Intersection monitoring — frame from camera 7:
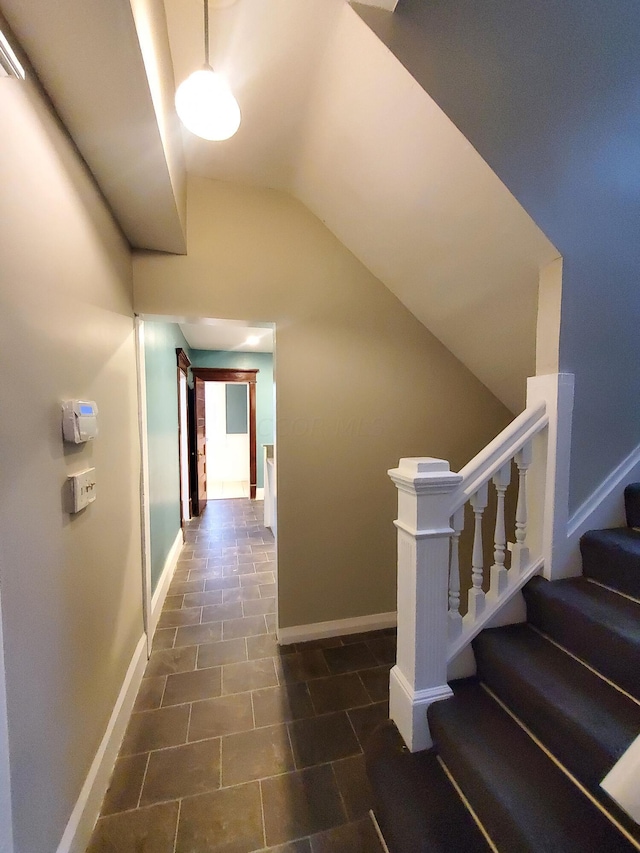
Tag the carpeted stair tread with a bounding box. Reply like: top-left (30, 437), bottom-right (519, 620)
top-left (625, 483), bottom-right (640, 529)
top-left (473, 624), bottom-right (640, 841)
top-left (580, 527), bottom-right (640, 598)
top-left (364, 720), bottom-right (491, 853)
top-left (428, 679), bottom-right (637, 852)
top-left (523, 576), bottom-right (640, 699)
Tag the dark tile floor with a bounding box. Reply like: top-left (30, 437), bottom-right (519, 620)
top-left (87, 499), bottom-right (392, 853)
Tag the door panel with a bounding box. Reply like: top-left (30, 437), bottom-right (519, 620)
top-left (194, 376), bottom-right (207, 515)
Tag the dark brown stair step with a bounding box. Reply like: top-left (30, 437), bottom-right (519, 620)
top-left (365, 720), bottom-right (491, 853)
top-left (580, 528), bottom-right (640, 599)
top-left (625, 483), bottom-right (640, 529)
top-left (428, 679), bottom-right (637, 852)
top-left (523, 576), bottom-right (640, 699)
top-left (473, 623), bottom-right (640, 842)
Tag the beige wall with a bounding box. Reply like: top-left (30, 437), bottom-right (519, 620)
top-left (0, 65), bottom-right (142, 853)
top-left (134, 176), bottom-right (512, 628)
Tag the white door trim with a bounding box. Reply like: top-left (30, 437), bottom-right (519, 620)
top-left (0, 586), bottom-right (14, 853)
top-left (134, 316), bottom-right (153, 657)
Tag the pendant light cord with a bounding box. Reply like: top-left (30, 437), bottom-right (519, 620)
top-left (204, 0), bottom-right (210, 68)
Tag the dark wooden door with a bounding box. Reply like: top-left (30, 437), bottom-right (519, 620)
top-left (194, 375), bottom-right (207, 515)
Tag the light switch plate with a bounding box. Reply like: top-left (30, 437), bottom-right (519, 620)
top-left (68, 468), bottom-right (96, 513)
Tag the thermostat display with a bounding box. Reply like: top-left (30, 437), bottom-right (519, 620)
top-left (62, 400), bottom-right (98, 444)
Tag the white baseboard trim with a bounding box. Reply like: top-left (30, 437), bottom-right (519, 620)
top-left (255, 488), bottom-right (265, 501)
top-left (56, 633), bottom-right (148, 853)
top-left (277, 611), bottom-right (396, 645)
top-left (567, 441), bottom-right (640, 539)
top-left (0, 587), bottom-right (14, 853)
top-left (150, 529), bottom-right (183, 638)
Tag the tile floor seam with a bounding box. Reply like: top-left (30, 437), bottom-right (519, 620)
top-left (131, 752), bottom-right (151, 812)
top-left (213, 758), bottom-right (347, 791)
top-left (258, 778), bottom-right (267, 849)
top-left (307, 682), bottom-right (320, 716)
top-left (158, 676), bottom-right (169, 707)
top-left (329, 761), bottom-right (350, 828)
top-left (250, 688), bottom-right (257, 729)
top-left (345, 707), bottom-right (365, 754)
top-left (171, 798), bottom-right (182, 853)
top-left (285, 721), bottom-right (299, 773)
top-left (186, 701), bottom-right (193, 746)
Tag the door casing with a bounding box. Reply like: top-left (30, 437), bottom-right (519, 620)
top-left (191, 368), bottom-right (259, 501)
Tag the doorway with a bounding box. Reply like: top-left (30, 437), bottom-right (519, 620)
top-left (191, 368), bottom-right (259, 511)
top-left (205, 381), bottom-right (250, 499)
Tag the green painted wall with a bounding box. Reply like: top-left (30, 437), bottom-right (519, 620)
top-left (144, 322), bottom-right (191, 592)
top-left (189, 350), bottom-right (274, 489)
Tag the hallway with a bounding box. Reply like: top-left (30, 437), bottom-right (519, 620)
top-left (87, 499), bottom-right (392, 852)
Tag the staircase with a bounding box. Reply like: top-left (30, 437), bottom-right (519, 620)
top-left (366, 485), bottom-right (640, 852)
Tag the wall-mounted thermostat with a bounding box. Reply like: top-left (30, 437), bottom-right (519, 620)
top-left (62, 400), bottom-right (98, 444)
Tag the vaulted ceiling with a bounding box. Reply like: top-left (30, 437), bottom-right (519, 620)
top-left (1, 0), bottom-right (558, 411)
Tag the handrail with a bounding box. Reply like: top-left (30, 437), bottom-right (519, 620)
top-left (450, 403), bottom-right (548, 514)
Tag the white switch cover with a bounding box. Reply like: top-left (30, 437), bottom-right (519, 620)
top-left (69, 468), bottom-right (96, 513)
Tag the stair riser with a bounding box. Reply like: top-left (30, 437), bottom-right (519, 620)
top-left (580, 529), bottom-right (640, 599)
top-left (365, 720), bottom-right (490, 853)
top-left (428, 681), bottom-right (635, 853)
top-left (473, 626), bottom-right (640, 840)
top-left (522, 579), bottom-right (640, 699)
top-left (625, 484), bottom-right (640, 529)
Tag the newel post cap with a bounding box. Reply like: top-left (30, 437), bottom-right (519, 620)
top-left (388, 457), bottom-right (462, 495)
top-left (397, 458), bottom-right (450, 476)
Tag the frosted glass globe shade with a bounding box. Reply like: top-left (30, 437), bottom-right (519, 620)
top-left (175, 68), bottom-right (241, 141)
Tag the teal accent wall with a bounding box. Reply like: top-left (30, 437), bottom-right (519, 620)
top-left (144, 322), bottom-right (191, 592)
top-left (225, 383), bottom-right (248, 434)
top-left (189, 350), bottom-right (274, 489)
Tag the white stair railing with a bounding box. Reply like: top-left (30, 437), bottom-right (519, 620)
top-left (387, 373), bottom-right (575, 752)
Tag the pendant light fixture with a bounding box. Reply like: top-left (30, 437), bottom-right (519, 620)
top-left (175, 0), bottom-right (241, 141)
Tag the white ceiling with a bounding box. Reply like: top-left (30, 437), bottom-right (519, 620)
top-left (4, 0), bottom-right (559, 411)
top-left (1, 0), bottom-right (187, 253)
top-left (164, 0), bottom-right (343, 189)
top-left (179, 321), bottom-right (274, 352)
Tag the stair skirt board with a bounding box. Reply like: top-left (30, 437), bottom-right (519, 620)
top-left (567, 442), bottom-right (640, 542)
top-left (277, 611), bottom-right (396, 645)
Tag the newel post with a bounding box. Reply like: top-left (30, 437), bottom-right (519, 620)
top-left (388, 458), bottom-right (463, 752)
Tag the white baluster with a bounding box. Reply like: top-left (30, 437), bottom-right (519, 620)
top-left (448, 506), bottom-right (464, 639)
top-left (467, 483), bottom-right (488, 620)
top-left (511, 441), bottom-right (532, 572)
top-left (490, 462), bottom-right (512, 595)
